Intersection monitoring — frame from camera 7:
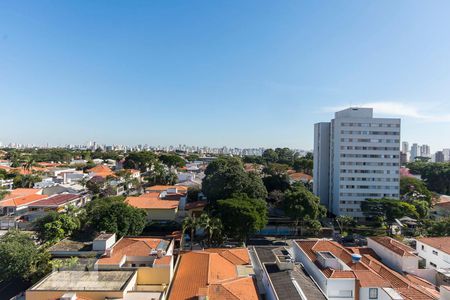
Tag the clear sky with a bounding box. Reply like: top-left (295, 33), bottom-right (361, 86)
top-left (1, 1), bottom-right (450, 151)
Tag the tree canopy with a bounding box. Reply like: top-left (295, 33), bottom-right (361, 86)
top-left (0, 230), bottom-right (50, 282)
top-left (216, 194), bottom-right (268, 243)
top-left (85, 196), bottom-right (147, 237)
top-left (159, 153), bottom-right (186, 168)
top-left (34, 211), bottom-right (81, 243)
top-left (283, 184), bottom-right (325, 225)
top-left (123, 151), bottom-right (157, 172)
top-left (407, 162), bottom-right (450, 195)
top-left (400, 177), bottom-right (433, 204)
top-left (361, 198), bottom-right (419, 222)
top-left (202, 156), bottom-right (267, 203)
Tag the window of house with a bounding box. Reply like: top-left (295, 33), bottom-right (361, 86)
top-left (139, 264), bottom-right (146, 267)
top-left (430, 262), bottom-right (437, 268)
top-left (421, 245), bottom-right (425, 251)
top-left (433, 250), bottom-right (438, 255)
top-left (131, 263), bottom-right (136, 267)
top-left (369, 288), bottom-right (378, 299)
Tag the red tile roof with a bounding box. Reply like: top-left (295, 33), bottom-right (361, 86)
top-left (289, 172), bottom-right (313, 181)
top-left (0, 189), bottom-right (48, 208)
top-left (28, 194), bottom-right (80, 208)
top-left (296, 239), bottom-right (438, 299)
top-left (168, 248), bottom-right (258, 300)
top-left (416, 237), bottom-right (450, 255)
top-left (125, 194), bottom-right (179, 210)
top-left (88, 165), bottom-right (114, 178)
top-left (97, 237), bottom-right (166, 265)
top-left (369, 236), bottom-right (416, 257)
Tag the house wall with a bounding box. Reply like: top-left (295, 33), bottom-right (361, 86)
top-left (326, 279), bottom-right (355, 300)
top-left (25, 290), bottom-right (124, 300)
top-left (147, 208), bottom-right (178, 221)
top-left (361, 287), bottom-right (402, 300)
top-left (368, 239), bottom-right (419, 273)
top-left (137, 267), bottom-right (171, 285)
top-left (291, 242), bottom-right (328, 293)
top-left (416, 240), bottom-right (450, 269)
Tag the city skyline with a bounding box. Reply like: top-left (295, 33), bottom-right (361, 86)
top-left (2, 1), bottom-right (450, 149)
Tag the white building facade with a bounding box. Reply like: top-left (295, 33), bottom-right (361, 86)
top-left (313, 107), bottom-right (401, 218)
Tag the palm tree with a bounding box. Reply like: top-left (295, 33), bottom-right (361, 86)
top-left (199, 213), bottom-right (223, 247)
top-left (182, 216), bottom-right (198, 250)
top-left (24, 157), bottom-right (35, 172)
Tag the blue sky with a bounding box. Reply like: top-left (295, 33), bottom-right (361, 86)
top-left (1, 1), bottom-right (450, 151)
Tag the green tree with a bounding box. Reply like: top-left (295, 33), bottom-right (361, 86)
top-left (198, 213), bottom-right (223, 247)
top-left (145, 162), bottom-right (177, 185)
top-left (123, 151), bottom-right (157, 172)
top-left (400, 177), bottom-right (433, 204)
top-left (293, 158), bottom-right (313, 175)
top-left (202, 156), bottom-right (267, 203)
top-left (262, 149), bottom-right (278, 164)
top-left (13, 174), bottom-right (42, 188)
top-left (283, 184), bottom-right (325, 234)
top-left (216, 194), bottom-right (268, 243)
top-left (407, 162), bottom-right (450, 195)
top-left (274, 148), bottom-right (295, 165)
top-left (181, 216), bottom-right (198, 250)
top-left (34, 211), bottom-right (81, 243)
top-left (361, 198), bottom-right (419, 222)
top-left (0, 230), bottom-right (50, 282)
top-left (86, 197), bottom-right (147, 237)
top-left (186, 154), bottom-right (200, 162)
top-left (336, 215), bottom-right (356, 233)
top-left (159, 153), bottom-right (186, 168)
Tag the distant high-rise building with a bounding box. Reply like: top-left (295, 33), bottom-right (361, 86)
top-left (402, 141), bottom-right (409, 154)
top-left (400, 152), bottom-right (408, 165)
top-left (410, 143), bottom-right (419, 161)
top-left (420, 144), bottom-right (431, 158)
top-left (443, 149), bottom-right (450, 162)
top-left (435, 151), bottom-right (445, 163)
top-left (313, 107), bottom-right (401, 219)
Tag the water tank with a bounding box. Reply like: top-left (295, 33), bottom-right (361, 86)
top-left (351, 253), bottom-right (362, 263)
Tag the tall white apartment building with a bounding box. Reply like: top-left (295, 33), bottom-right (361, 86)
top-left (313, 107), bottom-right (401, 218)
top-left (411, 143), bottom-right (419, 161)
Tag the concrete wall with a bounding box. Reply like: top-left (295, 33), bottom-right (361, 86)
top-left (416, 240), bottom-right (450, 269)
top-left (26, 290), bottom-right (125, 300)
top-left (291, 242), bottom-right (328, 294)
top-left (137, 267), bottom-right (171, 285)
top-left (368, 239), bottom-right (419, 273)
top-left (147, 208), bottom-right (178, 221)
top-left (327, 279), bottom-right (355, 300)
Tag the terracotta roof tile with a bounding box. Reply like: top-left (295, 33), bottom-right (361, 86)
top-left (370, 236), bottom-right (416, 257)
top-left (417, 237), bottom-right (450, 255)
top-left (125, 195), bottom-right (179, 210)
top-left (28, 194), bottom-right (80, 208)
top-left (169, 248), bottom-right (257, 300)
top-left (97, 237), bottom-right (166, 265)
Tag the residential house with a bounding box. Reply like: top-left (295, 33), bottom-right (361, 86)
top-left (416, 237), bottom-right (450, 269)
top-left (367, 237), bottom-right (420, 273)
top-left (28, 193), bottom-right (90, 212)
top-left (95, 235), bottom-right (175, 295)
top-left (0, 188), bottom-right (47, 216)
top-left (250, 246), bottom-right (326, 300)
top-left (168, 248), bottom-right (259, 300)
top-left (26, 270), bottom-right (146, 300)
top-left (292, 239), bottom-right (440, 300)
top-left (87, 165), bottom-right (115, 178)
top-left (126, 193), bottom-right (179, 221)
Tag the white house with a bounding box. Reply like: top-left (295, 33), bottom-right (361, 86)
top-left (292, 239), bottom-right (439, 300)
top-left (367, 237), bottom-right (420, 273)
top-left (416, 237), bottom-right (450, 270)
